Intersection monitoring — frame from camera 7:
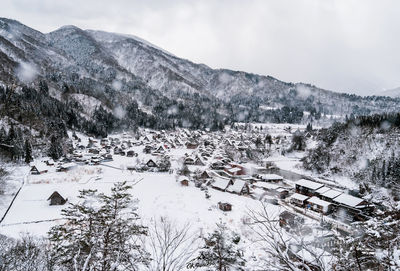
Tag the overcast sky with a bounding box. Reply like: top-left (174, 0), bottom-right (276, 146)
top-left (2, 0), bottom-right (400, 95)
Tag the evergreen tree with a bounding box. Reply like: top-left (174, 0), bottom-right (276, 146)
top-left (24, 139), bottom-right (33, 164)
top-left (188, 223), bottom-right (245, 271)
top-left (48, 135), bottom-right (63, 160)
top-left (48, 182), bottom-right (150, 271)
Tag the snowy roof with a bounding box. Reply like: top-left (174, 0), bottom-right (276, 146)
top-left (227, 179), bottom-right (247, 193)
top-left (289, 193), bottom-right (309, 202)
top-left (333, 194), bottom-right (366, 208)
top-left (321, 189), bottom-right (343, 199)
top-left (211, 177), bottom-right (231, 190)
top-left (315, 186), bottom-right (331, 195)
top-left (307, 196), bottom-right (332, 208)
top-left (178, 176), bottom-right (189, 182)
top-left (260, 174), bottom-right (283, 180)
top-left (59, 162), bottom-right (77, 169)
top-left (31, 163), bottom-right (48, 172)
top-left (227, 167), bottom-right (242, 173)
top-left (295, 179), bottom-right (324, 190)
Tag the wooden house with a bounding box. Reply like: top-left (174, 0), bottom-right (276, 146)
top-left (218, 202), bottom-right (232, 212)
top-left (295, 179), bottom-right (324, 196)
top-left (288, 193), bottom-right (309, 207)
top-left (146, 159), bottom-right (158, 168)
top-left (179, 176), bottom-right (189, 186)
top-left (258, 174), bottom-right (283, 182)
top-left (226, 179), bottom-right (250, 195)
top-left (126, 150), bottom-right (135, 157)
top-left (48, 191), bottom-right (67, 206)
top-left (210, 177), bottom-right (233, 192)
top-left (306, 196), bottom-right (332, 214)
top-left (30, 164), bottom-right (48, 175)
top-left (184, 157), bottom-right (195, 165)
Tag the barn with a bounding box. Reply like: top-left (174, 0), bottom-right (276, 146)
top-left (47, 191), bottom-right (67, 206)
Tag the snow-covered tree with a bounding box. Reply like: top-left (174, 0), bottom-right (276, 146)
top-left (188, 222), bottom-right (245, 271)
top-left (48, 182), bottom-right (150, 271)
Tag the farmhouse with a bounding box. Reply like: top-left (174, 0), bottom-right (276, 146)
top-left (319, 189), bottom-right (343, 202)
top-left (226, 179), bottom-right (250, 195)
top-left (258, 174), bottom-right (283, 182)
top-left (30, 163), bottom-right (48, 175)
top-left (288, 193), bottom-right (309, 207)
top-left (210, 177), bottom-right (233, 191)
top-left (218, 202), bottom-right (232, 212)
top-left (295, 179), bottom-right (324, 196)
top-left (306, 196), bottom-right (332, 214)
top-left (146, 159), bottom-right (158, 168)
top-left (179, 176), bottom-right (189, 186)
top-left (47, 191), bottom-right (67, 206)
top-left (56, 162), bottom-right (77, 172)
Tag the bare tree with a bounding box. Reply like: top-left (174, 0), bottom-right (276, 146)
top-left (0, 234), bottom-right (48, 271)
top-left (145, 217), bottom-right (199, 271)
top-left (246, 203), bottom-right (333, 271)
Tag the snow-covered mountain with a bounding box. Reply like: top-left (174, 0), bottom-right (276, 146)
top-left (1, 17), bottom-right (400, 135)
top-left (381, 87), bottom-right (400, 98)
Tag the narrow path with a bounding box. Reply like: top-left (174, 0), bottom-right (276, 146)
top-left (0, 173), bottom-right (27, 225)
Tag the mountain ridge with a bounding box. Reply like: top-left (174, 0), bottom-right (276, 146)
top-left (0, 17), bottom-right (399, 137)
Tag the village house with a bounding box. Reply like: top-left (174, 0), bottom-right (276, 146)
top-left (306, 196), bottom-right (332, 214)
top-left (218, 202), bottom-right (232, 212)
top-left (30, 163), bottom-right (48, 175)
top-left (295, 179), bottom-right (325, 197)
top-left (226, 179), bottom-right (250, 195)
top-left (48, 191), bottom-right (67, 206)
top-left (184, 157), bottom-right (195, 165)
top-left (258, 174), bottom-right (283, 182)
top-left (210, 176), bottom-right (233, 192)
top-left (288, 193), bottom-right (309, 207)
top-left (179, 176), bottom-right (189, 186)
top-left (146, 159), bottom-right (158, 168)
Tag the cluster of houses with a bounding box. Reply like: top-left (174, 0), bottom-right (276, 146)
top-left (288, 179), bottom-right (374, 222)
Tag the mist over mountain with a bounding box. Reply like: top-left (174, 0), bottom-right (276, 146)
top-left (0, 17), bottom-right (400, 137)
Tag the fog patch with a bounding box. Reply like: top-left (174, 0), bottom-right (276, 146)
top-left (112, 80), bottom-right (122, 91)
top-left (296, 85), bottom-right (312, 99)
top-left (16, 62), bottom-right (37, 83)
top-left (218, 72), bottom-right (233, 84)
top-left (167, 105), bottom-right (178, 115)
top-left (113, 106), bottom-right (126, 119)
top-left (380, 120), bottom-right (391, 131)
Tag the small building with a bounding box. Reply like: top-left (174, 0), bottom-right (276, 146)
top-left (146, 159), bottom-right (158, 168)
top-left (288, 193), bottom-right (309, 207)
top-left (45, 159), bottom-right (55, 166)
top-left (210, 177), bottom-right (233, 192)
top-left (306, 196), bottom-right (332, 214)
top-left (218, 202), bottom-right (232, 212)
top-left (199, 170), bottom-right (212, 180)
top-left (126, 150), bottom-right (135, 157)
top-left (226, 179), bottom-right (250, 195)
top-left (194, 157), bottom-right (205, 166)
top-left (319, 189), bottom-right (343, 202)
top-left (186, 142), bottom-right (199, 149)
top-left (275, 187), bottom-right (289, 199)
top-left (48, 191), bottom-right (67, 206)
top-left (56, 162), bottom-right (77, 172)
top-left (184, 157), bottom-right (195, 165)
top-left (30, 163), bottom-right (48, 175)
top-left (295, 179), bottom-right (324, 196)
top-left (179, 176), bottom-right (189, 186)
top-left (258, 174), bottom-right (283, 182)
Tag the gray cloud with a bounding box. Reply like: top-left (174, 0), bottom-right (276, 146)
top-left (1, 0), bottom-right (400, 95)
